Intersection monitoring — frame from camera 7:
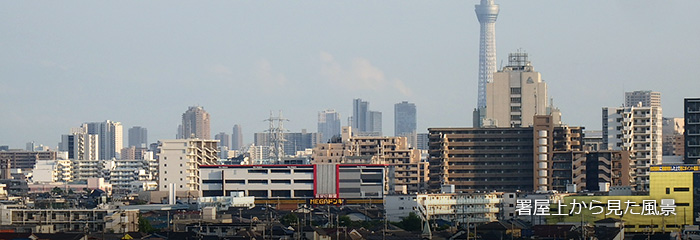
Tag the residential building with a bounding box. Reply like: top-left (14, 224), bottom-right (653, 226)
top-left (318, 109), bottom-right (341, 144)
top-left (59, 126), bottom-right (99, 161)
top-left (428, 127), bottom-right (534, 192)
top-left (603, 104), bottom-right (662, 191)
top-left (109, 158), bottom-right (157, 195)
top-left (312, 126), bottom-right (427, 193)
top-left (483, 52), bottom-right (550, 128)
top-left (386, 193), bottom-right (501, 224)
top-left (0, 151), bottom-right (57, 172)
top-left (662, 117), bottom-right (684, 156)
top-left (180, 106), bottom-right (211, 139)
top-left (625, 90), bottom-right (661, 108)
top-left (127, 126), bottom-right (148, 148)
top-left (120, 146), bottom-right (147, 160)
top-left (685, 98), bottom-right (700, 164)
top-left (0, 208), bottom-right (139, 233)
top-left (85, 120), bottom-right (123, 160)
top-left (157, 139), bottom-right (218, 197)
top-left (231, 124), bottom-right (243, 151)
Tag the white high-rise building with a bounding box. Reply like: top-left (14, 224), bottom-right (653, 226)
top-left (85, 120), bottom-right (123, 160)
top-left (603, 105), bottom-right (662, 191)
top-left (157, 139), bottom-right (218, 197)
top-left (59, 126), bottom-right (99, 161)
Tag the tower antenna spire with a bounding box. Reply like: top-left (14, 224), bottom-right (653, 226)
top-left (475, 0), bottom-right (500, 110)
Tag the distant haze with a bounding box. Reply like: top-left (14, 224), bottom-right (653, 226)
top-left (2, 1), bottom-right (699, 148)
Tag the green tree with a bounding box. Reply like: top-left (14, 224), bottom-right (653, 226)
top-left (51, 187), bottom-right (64, 196)
top-left (339, 215), bottom-right (352, 227)
top-left (397, 212), bottom-right (422, 232)
top-left (281, 213), bottom-right (299, 226)
top-left (138, 216), bottom-right (156, 233)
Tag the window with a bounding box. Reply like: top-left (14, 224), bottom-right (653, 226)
top-left (225, 180), bottom-right (245, 184)
top-left (674, 187), bottom-right (690, 192)
top-left (510, 88), bottom-right (521, 94)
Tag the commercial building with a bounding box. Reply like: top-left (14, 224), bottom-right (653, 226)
top-left (318, 109), bottom-right (341, 144)
top-left (157, 138), bottom-right (218, 197)
top-left (180, 106), bottom-right (211, 139)
top-left (231, 124), bottom-right (243, 151)
top-left (394, 101), bottom-right (417, 137)
top-left (199, 164), bottom-right (391, 199)
top-left (603, 104), bottom-right (663, 191)
top-left (127, 126), bottom-right (148, 148)
top-left (685, 98), bottom-right (700, 164)
top-left (352, 99), bottom-right (382, 136)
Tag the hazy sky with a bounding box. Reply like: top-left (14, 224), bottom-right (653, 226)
top-left (2, 1), bottom-right (700, 149)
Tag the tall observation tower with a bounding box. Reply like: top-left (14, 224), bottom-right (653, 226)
top-left (475, 0), bottom-right (499, 109)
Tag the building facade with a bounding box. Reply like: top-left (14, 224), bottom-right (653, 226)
top-left (127, 126), bottom-right (148, 148)
top-left (603, 105), bottom-right (663, 191)
top-left (231, 124), bottom-right (243, 151)
top-left (625, 90), bottom-right (661, 108)
top-left (313, 127), bottom-right (427, 193)
top-left (484, 52), bottom-right (549, 128)
top-left (180, 106), bottom-right (211, 140)
top-left (428, 127), bottom-right (534, 192)
top-left (318, 109), bottom-right (341, 144)
top-left (85, 120), bottom-right (123, 160)
top-left (199, 164), bottom-right (391, 199)
top-left (214, 132), bottom-right (230, 149)
top-left (686, 98), bottom-right (700, 164)
top-left (157, 139), bottom-right (218, 197)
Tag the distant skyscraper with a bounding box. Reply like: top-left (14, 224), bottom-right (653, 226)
top-left (181, 106), bottom-right (211, 139)
top-left (484, 52), bottom-right (551, 127)
top-left (231, 124), bottom-right (243, 151)
top-left (352, 98), bottom-right (382, 136)
top-left (352, 99), bottom-right (369, 132)
top-left (215, 132), bottom-right (230, 149)
top-left (85, 120), bottom-right (123, 160)
top-left (369, 111), bottom-right (382, 136)
top-left (475, 0), bottom-right (499, 109)
top-left (128, 126), bottom-right (148, 148)
top-left (625, 90), bottom-right (661, 108)
top-left (394, 101), bottom-right (417, 137)
top-left (318, 109), bottom-right (341, 143)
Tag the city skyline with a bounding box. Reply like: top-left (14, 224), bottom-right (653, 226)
top-left (2, 1), bottom-right (700, 148)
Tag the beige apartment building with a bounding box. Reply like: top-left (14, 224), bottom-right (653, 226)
top-left (484, 52), bottom-right (552, 128)
top-left (157, 138), bottom-right (218, 197)
top-left (312, 126), bottom-right (427, 193)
